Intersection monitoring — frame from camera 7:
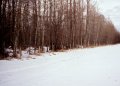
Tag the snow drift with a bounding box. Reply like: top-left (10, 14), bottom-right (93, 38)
top-left (0, 44), bottom-right (120, 86)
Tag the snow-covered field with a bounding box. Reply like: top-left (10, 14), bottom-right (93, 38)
top-left (0, 44), bottom-right (120, 86)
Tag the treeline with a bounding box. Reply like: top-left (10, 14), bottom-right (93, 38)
top-left (0, 0), bottom-right (120, 57)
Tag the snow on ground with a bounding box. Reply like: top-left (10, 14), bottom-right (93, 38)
top-left (0, 44), bottom-right (120, 86)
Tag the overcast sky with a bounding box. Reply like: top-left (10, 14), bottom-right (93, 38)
top-left (94, 0), bottom-right (120, 31)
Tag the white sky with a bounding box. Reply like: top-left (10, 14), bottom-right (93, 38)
top-left (94, 0), bottom-right (120, 31)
